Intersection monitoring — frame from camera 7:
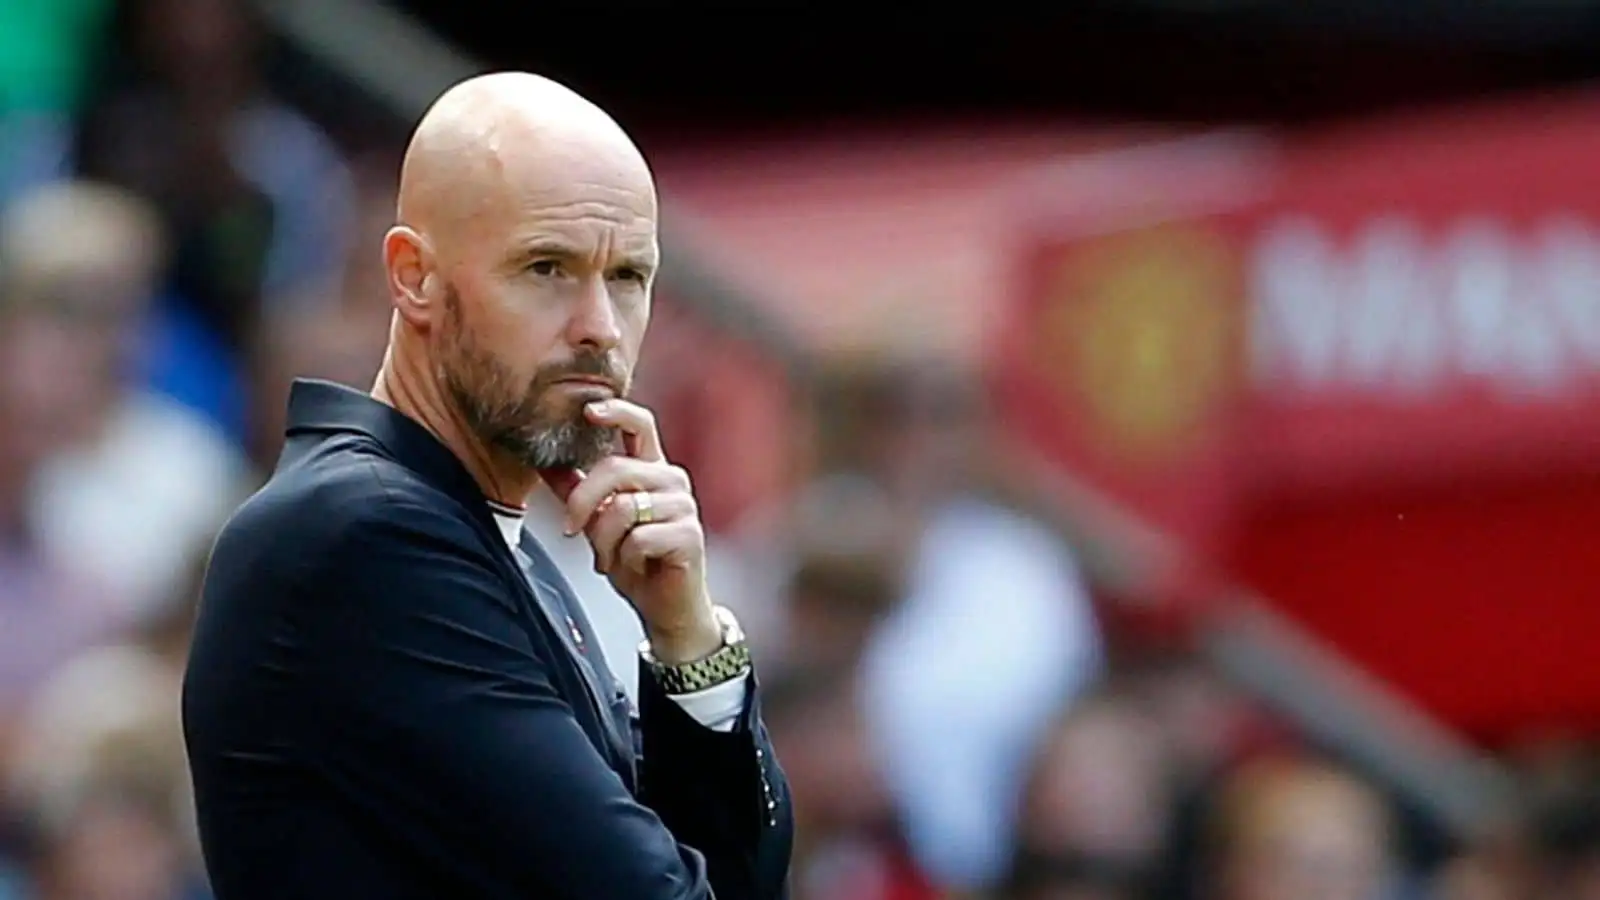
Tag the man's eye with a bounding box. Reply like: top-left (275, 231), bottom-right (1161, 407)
top-left (529, 260), bottom-right (561, 276)
top-left (612, 267), bottom-right (646, 283)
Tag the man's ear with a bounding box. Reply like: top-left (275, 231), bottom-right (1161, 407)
top-left (384, 225), bottom-right (437, 330)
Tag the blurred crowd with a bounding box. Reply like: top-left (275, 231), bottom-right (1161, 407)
top-left (1, 2), bottom-right (1598, 900)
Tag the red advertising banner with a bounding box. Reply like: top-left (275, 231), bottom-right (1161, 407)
top-left (998, 222), bottom-right (1246, 560)
top-left (1235, 100), bottom-right (1600, 495)
top-left (998, 98), bottom-right (1600, 740)
top-left (1229, 99), bottom-right (1600, 741)
top-left (990, 139), bottom-right (1269, 576)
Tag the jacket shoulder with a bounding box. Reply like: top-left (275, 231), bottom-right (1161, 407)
top-left (210, 435), bottom-right (485, 582)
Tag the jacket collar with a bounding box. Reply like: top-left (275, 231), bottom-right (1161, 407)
top-left (283, 378), bottom-right (490, 512)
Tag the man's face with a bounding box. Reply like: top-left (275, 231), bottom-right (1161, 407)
top-left (432, 169), bottom-right (657, 471)
top-left (439, 282), bottom-right (627, 470)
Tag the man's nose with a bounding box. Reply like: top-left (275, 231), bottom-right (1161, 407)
top-left (566, 277), bottom-right (622, 352)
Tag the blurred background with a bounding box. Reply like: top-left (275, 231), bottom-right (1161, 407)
top-left (3, 2), bottom-right (1600, 899)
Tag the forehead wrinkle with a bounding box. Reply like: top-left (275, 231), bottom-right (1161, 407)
top-left (503, 154), bottom-right (656, 208)
top-left (512, 200), bottom-right (652, 230)
top-left (509, 195), bottom-right (656, 257)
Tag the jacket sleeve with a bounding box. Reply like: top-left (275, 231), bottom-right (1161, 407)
top-left (638, 667), bottom-right (795, 900)
top-left (304, 492), bottom-right (780, 899)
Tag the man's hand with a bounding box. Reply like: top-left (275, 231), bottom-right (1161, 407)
top-left (539, 400), bottom-right (722, 664)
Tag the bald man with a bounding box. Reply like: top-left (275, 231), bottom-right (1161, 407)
top-left (182, 73), bottom-right (794, 900)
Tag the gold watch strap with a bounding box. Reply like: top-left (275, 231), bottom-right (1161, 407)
top-left (641, 605), bottom-right (752, 695)
top-left (652, 642), bottom-right (752, 694)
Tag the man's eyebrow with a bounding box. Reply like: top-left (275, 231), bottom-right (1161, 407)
top-left (506, 239), bottom-right (658, 275)
top-left (508, 238), bottom-right (582, 264)
top-left (620, 252), bottom-right (659, 276)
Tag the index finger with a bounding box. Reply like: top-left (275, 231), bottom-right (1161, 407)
top-left (583, 400), bottom-right (664, 461)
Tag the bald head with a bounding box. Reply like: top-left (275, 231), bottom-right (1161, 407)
top-left (397, 72), bottom-right (655, 259)
top-left (381, 72), bottom-right (661, 475)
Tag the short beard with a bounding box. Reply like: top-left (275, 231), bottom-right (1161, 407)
top-left (438, 288), bottom-right (622, 471)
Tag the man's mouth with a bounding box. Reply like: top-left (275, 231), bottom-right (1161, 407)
top-left (551, 376), bottom-right (619, 396)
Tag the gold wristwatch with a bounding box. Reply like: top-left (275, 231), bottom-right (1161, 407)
top-left (640, 605), bottom-right (752, 695)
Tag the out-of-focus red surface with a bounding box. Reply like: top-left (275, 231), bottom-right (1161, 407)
top-left (655, 122), bottom-right (1155, 364)
top-left (994, 92), bottom-right (1600, 743)
top-left (1227, 472), bottom-right (1600, 742)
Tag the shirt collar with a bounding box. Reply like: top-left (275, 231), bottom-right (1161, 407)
top-left (487, 500), bottom-right (526, 548)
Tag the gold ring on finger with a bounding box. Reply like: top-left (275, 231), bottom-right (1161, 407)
top-left (632, 491), bottom-right (655, 525)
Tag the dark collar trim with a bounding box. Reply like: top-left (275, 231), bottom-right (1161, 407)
top-left (487, 499), bottom-right (527, 517)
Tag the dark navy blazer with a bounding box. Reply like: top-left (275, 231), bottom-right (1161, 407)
top-left (182, 379), bottom-right (793, 899)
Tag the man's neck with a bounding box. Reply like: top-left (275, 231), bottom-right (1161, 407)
top-left (370, 357), bottom-right (536, 508)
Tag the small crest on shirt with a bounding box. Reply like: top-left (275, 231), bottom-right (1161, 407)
top-left (566, 616), bottom-right (586, 653)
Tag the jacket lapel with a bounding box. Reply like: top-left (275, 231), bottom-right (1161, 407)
top-left (513, 537), bottom-right (637, 786)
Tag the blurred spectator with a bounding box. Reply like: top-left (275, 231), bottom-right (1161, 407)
top-left (0, 317), bottom-right (127, 736)
top-left (0, 190), bottom-right (144, 754)
top-left (1118, 651), bottom-right (1289, 900)
top-left (1431, 819), bottom-right (1531, 900)
top-left (764, 666), bottom-right (933, 900)
top-left (1000, 852), bottom-right (1146, 900)
top-left (75, 0), bottom-right (354, 443)
top-left (1527, 778), bottom-right (1600, 900)
top-left (1003, 688), bottom-right (1175, 900)
top-left (1199, 756), bottom-right (1399, 900)
top-left (749, 472), bottom-right (906, 674)
top-left (0, 180), bottom-right (254, 623)
top-left (1126, 652), bottom-right (1263, 788)
top-left (249, 152), bottom-right (397, 464)
top-left (780, 511), bottom-right (905, 674)
top-left (1429, 744), bottom-right (1600, 900)
top-left (4, 645), bottom-right (203, 900)
top-left (827, 354), bottom-right (1104, 890)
